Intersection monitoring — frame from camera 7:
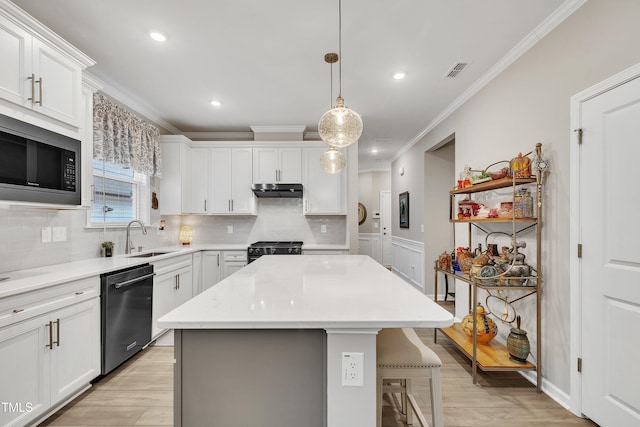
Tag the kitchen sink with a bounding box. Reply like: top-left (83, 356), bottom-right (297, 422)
top-left (129, 251), bottom-right (172, 258)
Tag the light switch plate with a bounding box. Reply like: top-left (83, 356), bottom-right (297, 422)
top-left (321, 224), bottom-right (327, 233)
top-left (41, 227), bottom-right (52, 243)
top-left (227, 225), bottom-right (233, 234)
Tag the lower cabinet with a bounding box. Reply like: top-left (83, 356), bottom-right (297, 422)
top-left (152, 255), bottom-right (193, 339)
top-left (0, 296), bottom-right (100, 427)
top-left (201, 251), bottom-right (222, 293)
top-left (222, 251), bottom-right (247, 279)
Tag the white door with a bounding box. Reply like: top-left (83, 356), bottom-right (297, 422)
top-left (580, 75), bottom-right (640, 426)
top-left (201, 251), bottom-right (221, 292)
top-left (380, 191), bottom-right (392, 267)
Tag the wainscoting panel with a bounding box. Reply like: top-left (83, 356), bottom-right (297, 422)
top-left (358, 233), bottom-right (381, 264)
top-left (391, 237), bottom-right (424, 291)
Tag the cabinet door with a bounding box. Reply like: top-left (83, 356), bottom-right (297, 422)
top-left (303, 147), bottom-right (345, 214)
top-left (222, 261), bottom-right (246, 279)
top-left (279, 147), bottom-right (302, 183)
top-left (201, 251), bottom-right (222, 292)
top-left (192, 252), bottom-right (202, 296)
top-left (32, 39), bottom-right (82, 127)
top-left (253, 147), bottom-right (278, 183)
top-left (230, 148), bottom-right (255, 214)
top-left (0, 15), bottom-right (32, 106)
top-left (160, 143), bottom-right (190, 215)
top-left (152, 272), bottom-right (177, 339)
top-left (50, 298), bottom-right (100, 405)
top-left (188, 148), bottom-right (210, 213)
top-left (175, 266), bottom-right (193, 308)
top-left (0, 315), bottom-right (50, 427)
top-left (210, 148), bottom-right (232, 213)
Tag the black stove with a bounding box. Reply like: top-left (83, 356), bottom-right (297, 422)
top-left (247, 241), bottom-right (303, 263)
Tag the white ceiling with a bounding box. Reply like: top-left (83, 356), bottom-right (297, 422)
top-left (13, 0), bottom-right (567, 171)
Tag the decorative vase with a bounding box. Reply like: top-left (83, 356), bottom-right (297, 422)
top-left (507, 315), bottom-right (530, 363)
top-left (461, 303), bottom-right (497, 344)
top-left (104, 248), bottom-right (112, 257)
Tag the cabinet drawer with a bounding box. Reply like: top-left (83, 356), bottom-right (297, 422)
top-left (223, 251), bottom-right (247, 262)
top-left (0, 277), bottom-right (99, 329)
top-left (152, 254), bottom-right (193, 276)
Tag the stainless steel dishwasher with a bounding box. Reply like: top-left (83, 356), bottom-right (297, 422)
top-left (100, 264), bottom-right (155, 375)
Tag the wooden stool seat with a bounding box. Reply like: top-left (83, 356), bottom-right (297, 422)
top-left (377, 328), bottom-right (443, 427)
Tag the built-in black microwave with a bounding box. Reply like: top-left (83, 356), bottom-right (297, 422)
top-left (0, 114), bottom-right (81, 205)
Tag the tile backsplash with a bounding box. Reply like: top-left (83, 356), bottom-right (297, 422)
top-left (0, 199), bottom-right (346, 273)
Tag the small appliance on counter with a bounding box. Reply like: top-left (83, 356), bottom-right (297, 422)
top-left (247, 241), bottom-right (303, 264)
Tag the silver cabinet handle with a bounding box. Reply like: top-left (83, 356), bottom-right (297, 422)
top-left (217, 253), bottom-right (220, 266)
top-left (13, 308), bottom-right (24, 314)
top-left (75, 291), bottom-right (84, 295)
top-left (204, 200), bottom-right (207, 212)
top-left (28, 74), bottom-right (36, 104)
top-left (54, 318), bottom-right (60, 347)
top-left (36, 77), bottom-right (43, 105)
top-left (231, 200), bottom-right (234, 211)
top-left (46, 321), bottom-right (53, 349)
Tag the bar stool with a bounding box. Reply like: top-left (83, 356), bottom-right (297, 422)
top-left (376, 328), bottom-right (443, 427)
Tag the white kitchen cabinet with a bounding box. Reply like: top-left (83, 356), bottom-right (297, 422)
top-left (187, 147), bottom-right (209, 213)
top-left (0, 12), bottom-right (83, 127)
top-left (191, 252), bottom-right (202, 296)
top-left (152, 255), bottom-right (193, 339)
top-left (201, 251), bottom-right (222, 293)
top-left (209, 147), bottom-right (255, 214)
top-left (159, 138), bottom-right (191, 215)
top-left (253, 147), bottom-right (301, 183)
top-left (0, 278), bottom-right (100, 427)
top-left (302, 147), bottom-right (346, 215)
top-left (222, 251), bottom-right (247, 279)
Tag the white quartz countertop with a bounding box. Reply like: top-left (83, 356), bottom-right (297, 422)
top-left (0, 244), bottom-right (246, 298)
top-left (158, 255), bottom-right (454, 330)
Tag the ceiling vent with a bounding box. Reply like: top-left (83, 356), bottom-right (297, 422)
top-left (444, 62), bottom-right (468, 78)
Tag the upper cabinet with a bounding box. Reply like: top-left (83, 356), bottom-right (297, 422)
top-left (303, 147), bottom-right (346, 215)
top-left (186, 146), bottom-right (255, 215)
top-left (253, 147), bottom-right (302, 184)
top-left (159, 136), bottom-right (191, 215)
top-left (0, 6), bottom-right (94, 130)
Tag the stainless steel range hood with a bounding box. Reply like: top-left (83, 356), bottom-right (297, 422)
top-left (251, 183), bottom-right (303, 198)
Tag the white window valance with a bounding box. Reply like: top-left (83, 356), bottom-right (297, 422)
top-left (93, 92), bottom-right (162, 177)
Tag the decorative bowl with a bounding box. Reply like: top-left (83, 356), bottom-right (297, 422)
top-left (488, 167), bottom-right (509, 180)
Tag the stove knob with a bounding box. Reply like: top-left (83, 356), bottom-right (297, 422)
top-left (288, 248), bottom-right (293, 254)
top-left (248, 248), bottom-right (253, 254)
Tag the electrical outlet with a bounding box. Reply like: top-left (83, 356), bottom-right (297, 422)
top-left (321, 224), bottom-right (327, 233)
top-left (341, 352), bottom-right (364, 387)
top-left (227, 225), bottom-right (233, 234)
top-left (52, 226), bottom-right (67, 242)
top-left (41, 227), bottom-right (52, 243)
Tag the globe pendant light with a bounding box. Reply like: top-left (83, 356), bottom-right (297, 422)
top-left (318, 0), bottom-right (362, 148)
top-left (320, 145), bottom-right (345, 174)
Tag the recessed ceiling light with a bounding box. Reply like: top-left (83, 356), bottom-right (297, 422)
top-left (371, 148), bottom-right (378, 154)
top-left (149, 31), bottom-right (167, 42)
top-left (393, 71), bottom-right (407, 80)
top-left (210, 100), bottom-right (222, 107)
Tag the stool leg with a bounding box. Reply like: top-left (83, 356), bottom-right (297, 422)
top-left (406, 378), bottom-right (413, 425)
top-left (377, 369), bottom-right (383, 427)
top-left (430, 368), bottom-right (444, 427)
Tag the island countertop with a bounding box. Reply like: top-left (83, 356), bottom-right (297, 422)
top-left (158, 255), bottom-right (454, 330)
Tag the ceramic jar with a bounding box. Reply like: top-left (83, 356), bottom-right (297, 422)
top-left (507, 316), bottom-right (530, 363)
top-left (461, 303), bottom-right (497, 344)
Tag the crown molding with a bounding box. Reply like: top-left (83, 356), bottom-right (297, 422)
top-left (86, 71), bottom-right (183, 135)
top-left (392, 0), bottom-right (587, 163)
top-left (0, 0), bottom-right (95, 68)
top-left (249, 125), bottom-right (306, 134)
top-left (183, 131), bottom-right (253, 141)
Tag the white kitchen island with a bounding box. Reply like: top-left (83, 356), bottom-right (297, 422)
top-left (158, 255), bottom-right (453, 427)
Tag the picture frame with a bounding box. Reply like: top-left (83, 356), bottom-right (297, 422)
top-left (399, 191), bottom-right (409, 228)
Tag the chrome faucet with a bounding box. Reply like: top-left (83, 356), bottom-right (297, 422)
top-left (125, 220), bottom-right (147, 254)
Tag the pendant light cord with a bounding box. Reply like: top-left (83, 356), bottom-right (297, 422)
top-left (338, 0), bottom-right (342, 98)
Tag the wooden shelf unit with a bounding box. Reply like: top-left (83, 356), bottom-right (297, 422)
top-left (435, 143), bottom-right (543, 393)
top-left (439, 323), bottom-right (536, 371)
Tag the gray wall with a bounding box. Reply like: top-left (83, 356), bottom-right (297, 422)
top-left (392, 0), bottom-right (640, 395)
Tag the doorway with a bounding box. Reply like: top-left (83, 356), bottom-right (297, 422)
top-left (380, 191), bottom-right (392, 267)
top-left (570, 63), bottom-right (640, 425)
top-left (423, 136), bottom-right (455, 300)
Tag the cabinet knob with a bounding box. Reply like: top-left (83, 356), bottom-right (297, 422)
top-left (12, 308), bottom-right (24, 314)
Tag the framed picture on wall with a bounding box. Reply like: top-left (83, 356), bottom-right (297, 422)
top-left (399, 191), bottom-right (409, 228)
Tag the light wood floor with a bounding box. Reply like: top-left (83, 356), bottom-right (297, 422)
top-left (40, 321), bottom-right (597, 426)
